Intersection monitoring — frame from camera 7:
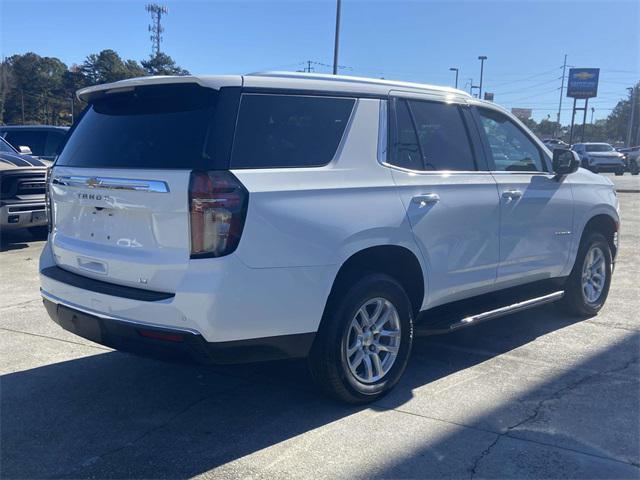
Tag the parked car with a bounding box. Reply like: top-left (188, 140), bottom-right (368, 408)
top-left (542, 138), bottom-right (569, 150)
top-left (0, 136), bottom-right (49, 236)
top-left (617, 146), bottom-right (640, 175)
top-left (0, 125), bottom-right (69, 161)
top-left (572, 142), bottom-right (626, 175)
top-left (40, 73), bottom-right (619, 403)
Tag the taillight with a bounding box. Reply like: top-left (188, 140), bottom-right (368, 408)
top-left (189, 171), bottom-right (248, 258)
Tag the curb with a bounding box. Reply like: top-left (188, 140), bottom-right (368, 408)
top-left (616, 189), bottom-right (640, 193)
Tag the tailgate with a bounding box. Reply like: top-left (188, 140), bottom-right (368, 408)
top-left (50, 167), bottom-right (191, 292)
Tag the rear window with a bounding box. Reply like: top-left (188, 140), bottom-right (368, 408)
top-left (585, 144), bottom-right (614, 152)
top-left (45, 131), bottom-right (67, 157)
top-left (56, 84), bottom-right (218, 169)
top-left (231, 94), bottom-right (355, 169)
top-left (4, 130), bottom-right (47, 156)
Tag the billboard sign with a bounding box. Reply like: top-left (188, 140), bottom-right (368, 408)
top-left (483, 92), bottom-right (494, 101)
top-left (567, 68), bottom-right (599, 98)
top-left (511, 108), bottom-right (532, 119)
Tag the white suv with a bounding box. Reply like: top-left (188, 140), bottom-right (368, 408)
top-left (40, 73), bottom-right (619, 403)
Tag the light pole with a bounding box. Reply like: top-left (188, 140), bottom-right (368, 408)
top-left (478, 55), bottom-right (487, 98)
top-left (449, 67), bottom-right (459, 89)
top-left (590, 107), bottom-right (595, 124)
top-left (627, 87), bottom-right (637, 147)
top-left (332, 0), bottom-right (341, 75)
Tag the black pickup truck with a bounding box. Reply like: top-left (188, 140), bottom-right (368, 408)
top-left (0, 136), bottom-right (49, 236)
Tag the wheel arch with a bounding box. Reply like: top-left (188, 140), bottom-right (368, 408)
top-left (580, 213), bottom-right (619, 260)
top-left (322, 245), bottom-right (426, 323)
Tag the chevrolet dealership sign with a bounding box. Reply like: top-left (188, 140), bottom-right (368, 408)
top-left (567, 68), bottom-right (600, 99)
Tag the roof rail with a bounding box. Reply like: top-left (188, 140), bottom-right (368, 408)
top-left (247, 71), bottom-right (471, 97)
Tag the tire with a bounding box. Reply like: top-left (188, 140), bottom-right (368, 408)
top-left (27, 226), bottom-right (49, 238)
top-left (558, 232), bottom-right (612, 317)
top-left (615, 170), bottom-right (623, 176)
top-left (309, 273), bottom-right (413, 404)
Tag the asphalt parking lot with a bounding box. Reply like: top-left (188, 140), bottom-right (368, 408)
top-left (1, 181), bottom-right (639, 479)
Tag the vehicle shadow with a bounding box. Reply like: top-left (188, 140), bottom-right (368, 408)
top-left (1, 305), bottom-right (636, 479)
top-left (0, 229), bottom-right (43, 252)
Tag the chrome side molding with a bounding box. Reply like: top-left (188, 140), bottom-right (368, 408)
top-left (51, 176), bottom-right (170, 193)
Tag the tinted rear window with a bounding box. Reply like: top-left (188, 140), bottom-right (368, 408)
top-left (4, 131), bottom-right (47, 156)
top-left (56, 84), bottom-right (218, 169)
top-left (231, 94), bottom-right (355, 169)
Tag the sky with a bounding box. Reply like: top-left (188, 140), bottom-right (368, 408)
top-left (1, 0), bottom-right (639, 123)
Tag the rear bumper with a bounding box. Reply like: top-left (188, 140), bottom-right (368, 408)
top-left (39, 240), bottom-right (333, 344)
top-left (0, 203), bottom-right (47, 229)
top-left (42, 294), bottom-right (315, 364)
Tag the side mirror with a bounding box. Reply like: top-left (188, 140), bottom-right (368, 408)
top-left (18, 145), bottom-right (33, 155)
top-left (552, 148), bottom-right (579, 176)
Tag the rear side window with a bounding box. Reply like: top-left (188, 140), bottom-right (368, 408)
top-left (389, 98), bottom-right (476, 171)
top-left (408, 100), bottom-right (476, 171)
top-left (4, 131), bottom-right (47, 156)
top-left (56, 84), bottom-right (219, 169)
top-left (231, 94), bottom-right (354, 169)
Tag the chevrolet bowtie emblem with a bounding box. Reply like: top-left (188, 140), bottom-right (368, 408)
top-left (86, 177), bottom-right (101, 188)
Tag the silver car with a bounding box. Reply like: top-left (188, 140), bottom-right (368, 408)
top-left (572, 143), bottom-right (626, 175)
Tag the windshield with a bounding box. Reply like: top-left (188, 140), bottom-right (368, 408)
top-left (585, 144), bottom-right (614, 152)
top-left (56, 84), bottom-right (219, 169)
top-left (0, 137), bottom-right (17, 154)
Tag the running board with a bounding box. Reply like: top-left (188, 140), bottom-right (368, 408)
top-left (449, 291), bottom-right (564, 331)
top-left (415, 289), bottom-right (565, 336)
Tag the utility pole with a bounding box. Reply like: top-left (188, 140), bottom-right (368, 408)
top-left (449, 67), bottom-right (459, 89)
top-left (557, 54), bottom-right (567, 131)
top-left (478, 56), bottom-right (487, 98)
top-left (467, 78), bottom-right (474, 95)
top-left (146, 3), bottom-right (168, 56)
top-left (627, 86), bottom-right (637, 147)
top-left (332, 0), bottom-right (341, 75)
top-left (21, 89), bottom-right (25, 124)
top-left (305, 60), bottom-right (314, 73)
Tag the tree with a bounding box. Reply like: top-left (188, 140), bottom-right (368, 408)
top-left (141, 52), bottom-right (189, 76)
top-left (81, 49), bottom-right (145, 85)
top-left (604, 82), bottom-right (640, 145)
top-left (2, 52), bottom-right (69, 124)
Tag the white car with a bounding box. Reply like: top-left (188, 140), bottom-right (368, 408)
top-left (40, 73), bottom-right (619, 403)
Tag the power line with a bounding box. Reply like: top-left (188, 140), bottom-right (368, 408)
top-left (496, 78), bottom-right (561, 97)
top-left (501, 87), bottom-right (561, 105)
top-left (486, 66), bottom-right (562, 88)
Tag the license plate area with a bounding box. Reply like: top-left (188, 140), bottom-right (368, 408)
top-left (31, 210), bottom-right (47, 223)
top-left (56, 305), bottom-right (103, 343)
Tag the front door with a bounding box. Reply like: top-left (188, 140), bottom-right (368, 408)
top-left (473, 107), bottom-right (574, 284)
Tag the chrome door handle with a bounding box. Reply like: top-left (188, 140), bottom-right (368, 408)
top-left (502, 189), bottom-right (523, 201)
top-left (412, 193), bottom-right (440, 207)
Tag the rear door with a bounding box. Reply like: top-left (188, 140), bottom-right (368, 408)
top-left (473, 106), bottom-right (574, 283)
top-left (49, 83), bottom-right (238, 293)
top-left (387, 95), bottom-right (500, 307)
